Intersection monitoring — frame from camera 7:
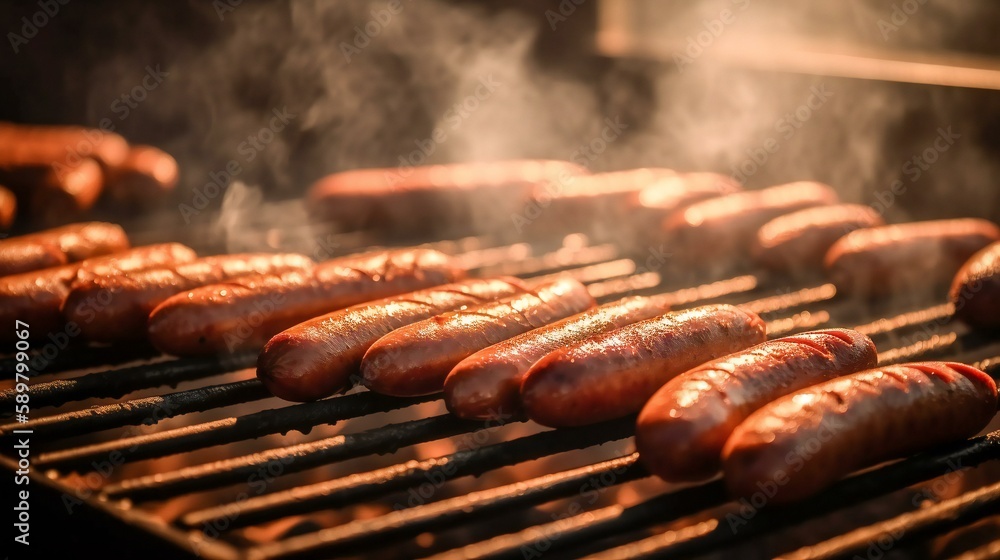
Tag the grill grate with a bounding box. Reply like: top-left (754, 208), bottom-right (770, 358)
top-left (3, 233), bottom-right (999, 560)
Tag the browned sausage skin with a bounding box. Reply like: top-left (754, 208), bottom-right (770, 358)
top-left (752, 204), bottom-right (884, 275)
top-left (105, 145), bottom-right (179, 209)
top-left (147, 249), bottom-right (463, 356)
top-left (362, 278), bottom-right (595, 397)
top-left (635, 172), bottom-right (742, 213)
top-left (825, 219), bottom-right (1000, 299)
top-left (257, 277), bottom-right (528, 402)
top-left (722, 362), bottom-right (997, 504)
top-left (65, 253), bottom-right (314, 343)
top-left (0, 122), bottom-right (129, 169)
top-left (0, 221), bottom-right (130, 276)
top-left (0, 185), bottom-right (15, 230)
top-left (663, 181), bottom-right (838, 268)
top-left (950, 241), bottom-right (1000, 329)
top-left (0, 243), bottom-right (196, 342)
top-left (444, 295), bottom-right (671, 420)
top-left (521, 304), bottom-right (767, 427)
top-left (636, 329), bottom-right (877, 483)
top-left (308, 160), bottom-right (588, 236)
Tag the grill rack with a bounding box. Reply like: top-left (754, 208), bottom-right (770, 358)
top-left (2, 233), bottom-right (999, 560)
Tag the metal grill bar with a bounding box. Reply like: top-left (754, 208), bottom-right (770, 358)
top-left (778, 480), bottom-right (1000, 560)
top-left (576, 431), bottom-right (1000, 560)
top-left (853, 303), bottom-right (956, 337)
top-left (101, 414), bottom-right (500, 499)
top-left (36, 392), bottom-right (437, 468)
top-left (248, 453), bottom-right (647, 559)
top-left (0, 379), bottom-right (270, 440)
top-left (948, 537), bottom-right (1000, 560)
top-left (0, 343), bottom-right (158, 377)
top-left (739, 284), bottom-right (837, 316)
top-left (0, 351), bottom-right (258, 410)
top-left (177, 417), bottom-right (636, 531)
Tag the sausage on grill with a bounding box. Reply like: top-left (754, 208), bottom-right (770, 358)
top-left (1, 158), bottom-right (105, 225)
top-left (722, 362), bottom-right (998, 504)
top-left (308, 160), bottom-right (588, 236)
top-left (636, 329), bottom-right (877, 482)
top-left (0, 221), bottom-right (130, 276)
top-left (105, 145), bottom-right (179, 209)
top-left (65, 253), bottom-right (314, 343)
top-left (663, 182), bottom-right (838, 267)
top-left (825, 219), bottom-right (1000, 298)
top-left (258, 277), bottom-right (529, 402)
top-left (0, 185), bottom-right (15, 230)
top-left (752, 204), bottom-right (884, 275)
top-left (445, 295), bottom-right (671, 420)
top-left (0, 122), bottom-right (129, 169)
top-left (521, 304), bottom-right (767, 427)
top-left (635, 172), bottom-right (742, 213)
top-left (148, 249), bottom-right (463, 356)
top-left (950, 241), bottom-right (1000, 329)
top-left (362, 278), bottom-right (595, 397)
top-left (0, 243), bottom-right (196, 342)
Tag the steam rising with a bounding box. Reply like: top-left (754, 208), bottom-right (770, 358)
top-left (80, 0), bottom-right (1000, 250)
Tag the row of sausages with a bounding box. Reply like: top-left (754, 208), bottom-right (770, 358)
top-left (0, 122), bottom-right (178, 228)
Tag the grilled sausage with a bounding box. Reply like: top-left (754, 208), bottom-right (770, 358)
top-left (825, 219), bottom-right (1000, 299)
top-left (521, 304), bottom-right (767, 427)
top-left (1, 158), bottom-right (105, 225)
top-left (258, 277), bottom-right (528, 402)
top-left (635, 172), bottom-right (742, 213)
top-left (362, 278), bottom-right (595, 397)
top-left (753, 204), bottom-right (884, 275)
top-left (636, 329), bottom-right (877, 483)
top-left (663, 182), bottom-right (838, 268)
top-left (308, 160), bottom-right (588, 236)
top-left (950, 241), bottom-right (1000, 329)
top-left (147, 249), bottom-right (463, 356)
top-left (105, 145), bottom-right (179, 209)
top-left (0, 221), bottom-right (130, 276)
top-left (524, 168), bottom-right (677, 237)
top-left (0, 122), bottom-right (129, 169)
top-left (722, 362), bottom-right (998, 504)
top-left (444, 295), bottom-right (672, 420)
top-left (0, 243), bottom-right (196, 342)
top-left (0, 185), bottom-right (14, 230)
top-left (65, 253), bottom-right (313, 343)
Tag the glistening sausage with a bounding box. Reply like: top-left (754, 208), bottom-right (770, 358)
top-left (147, 248), bottom-right (463, 356)
top-left (0, 243), bottom-right (196, 342)
top-left (105, 145), bottom-right (179, 209)
top-left (521, 304), bottom-right (767, 427)
top-left (0, 221), bottom-right (130, 276)
top-left (444, 295), bottom-right (671, 420)
top-left (752, 204), bottom-right (884, 275)
top-left (65, 253), bottom-right (314, 343)
top-left (0, 121), bottom-right (129, 169)
top-left (722, 362), bottom-right (997, 504)
top-left (825, 219), bottom-right (1000, 298)
top-left (663, 182), bottom-right (838, 268)
top-left (951, 241), bottom-right (1000, 329)
top-left (0, 185), bottom-right (14, 230)
top-left (636, 329), bottom-right (877, 483)
top-left (362, 278), bottom-right (595, 397)
top-left (257, 277), bottom-right (529, 402)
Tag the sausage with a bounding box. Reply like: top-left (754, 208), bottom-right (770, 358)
top-left (825, 219), bottom-right (1000, 299)
top-left (0, 243), bottom-right (196, 343)
top-left (0, 185), bottom-right (15, 230)
top-left (950, 241), bottom-right (1000, 329)
top-left (445, 295), bottom-right (671, 420)
top-left (0, 122), bottom-right (129, 169)
top-left (362, 278), bottom-right (596, 397)
top-left (752, 204), bottom-right (884, 275)
top-left (722, 362), bottom-right (998, 504)
top-left (147, 248), bottom-right (463, 356)
top-left (521, 304), bottom-right (767, 427)
top-left (105, 145), bottom-right (179, 209)
top-left (636, 329), bottom-right (877, 483)
top-left (65, 253), bottom-right (313, 343)
top-left (307, 160), bottom-right (588, 236)
top-left (0, 221), bottom-right (130, 276)
top-left (635, 172), bottom-right (742, 213)
top-left (524, 168), bottom-right (677, 237)
top-left (663, 182), bottom-right (838, 268)
top-left (257, 277), bottom-right (528, 402)
top-left (1, 158), bottom-right (105, 225)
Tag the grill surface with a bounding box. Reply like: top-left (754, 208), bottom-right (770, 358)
top-left (2, 232), bottom-right (999, 560)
